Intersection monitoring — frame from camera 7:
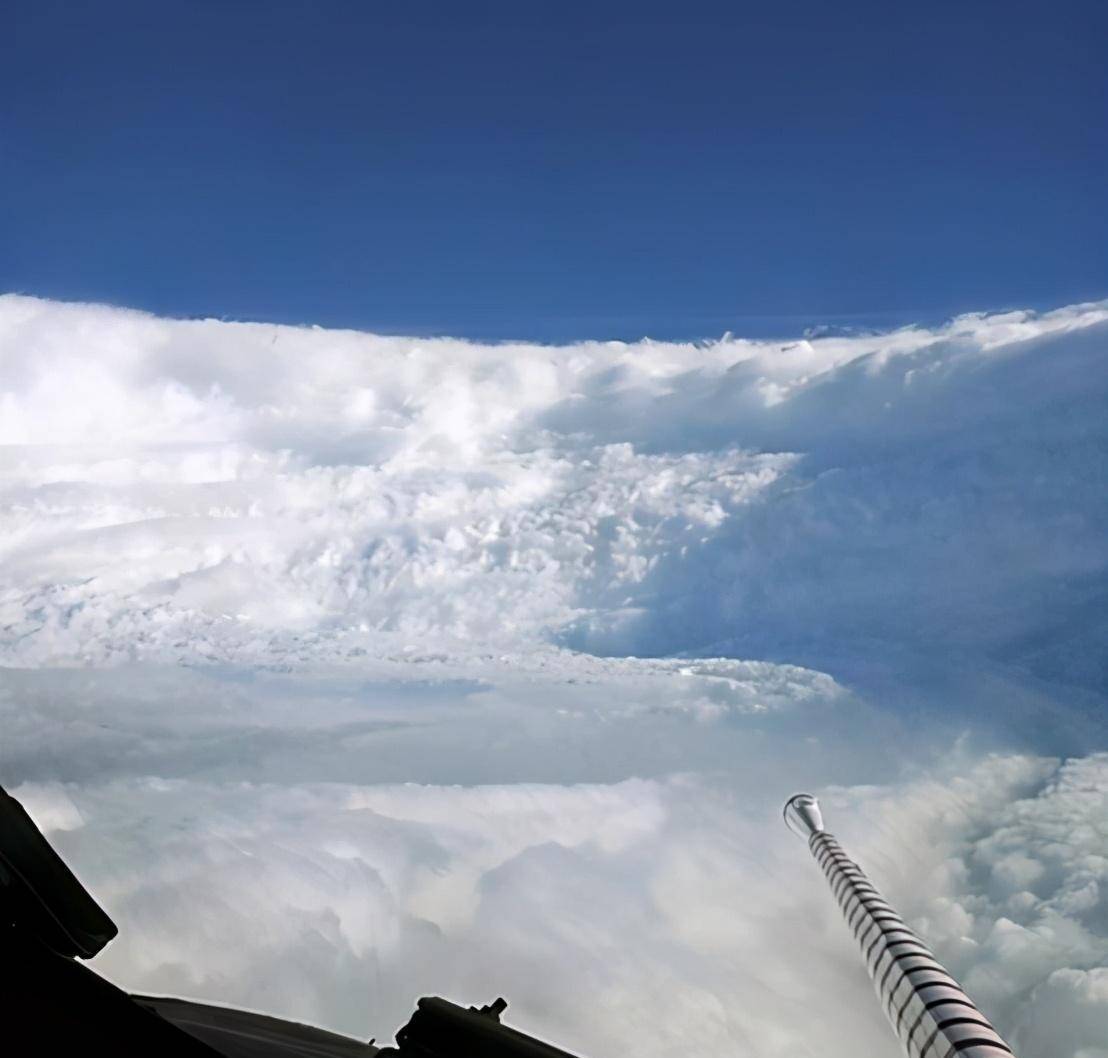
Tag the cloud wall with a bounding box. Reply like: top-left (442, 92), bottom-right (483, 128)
top-left (1, 294), bottom-right (1106, 1056)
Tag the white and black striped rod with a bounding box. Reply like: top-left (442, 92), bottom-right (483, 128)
top-left (783, 794), bottom-right (1014, 1058)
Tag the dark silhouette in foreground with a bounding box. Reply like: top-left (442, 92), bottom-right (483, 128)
top-left (0, 784), bottom-right (581, 1056)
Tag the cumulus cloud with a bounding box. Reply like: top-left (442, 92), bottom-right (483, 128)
top-left (11, 754), bottom-right (1105, 1057)
top-left (1, 295), bottom-right (1107, 1055)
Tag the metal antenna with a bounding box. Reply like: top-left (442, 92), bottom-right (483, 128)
top-left (784, 793), bottom-right (1015, 1058)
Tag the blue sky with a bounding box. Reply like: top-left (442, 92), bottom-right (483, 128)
top-left (3, 0), bottom-right (1105, 340)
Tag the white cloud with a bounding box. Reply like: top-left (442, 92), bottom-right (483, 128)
top-left (11, 754), bottom-right (1105, 1057)
top-left (2, 294), bottom-right (1106, 690)
top-left (1, 294), bottom-right (1107, 1055)
top-left (1017, 968), bottom-right (1108, 1058)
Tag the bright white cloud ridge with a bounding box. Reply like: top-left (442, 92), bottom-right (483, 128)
top-left (1, 294), bottom-right (1106, 1056)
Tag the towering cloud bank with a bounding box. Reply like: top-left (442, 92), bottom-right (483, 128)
top-left (1, 295), bottom-right (1106, 1055)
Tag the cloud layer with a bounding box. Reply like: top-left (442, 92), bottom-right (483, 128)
top-left (1, 295), bottom-right (1106, 1055)
top-left (13, 754), bottom-right (1106, 1056)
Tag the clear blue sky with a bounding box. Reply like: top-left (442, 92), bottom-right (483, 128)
top-left (3, 1), bottom-right (1105, 341)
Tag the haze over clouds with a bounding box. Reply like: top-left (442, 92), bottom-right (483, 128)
top-left (2, 295), bottom-right (1107, 1056)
